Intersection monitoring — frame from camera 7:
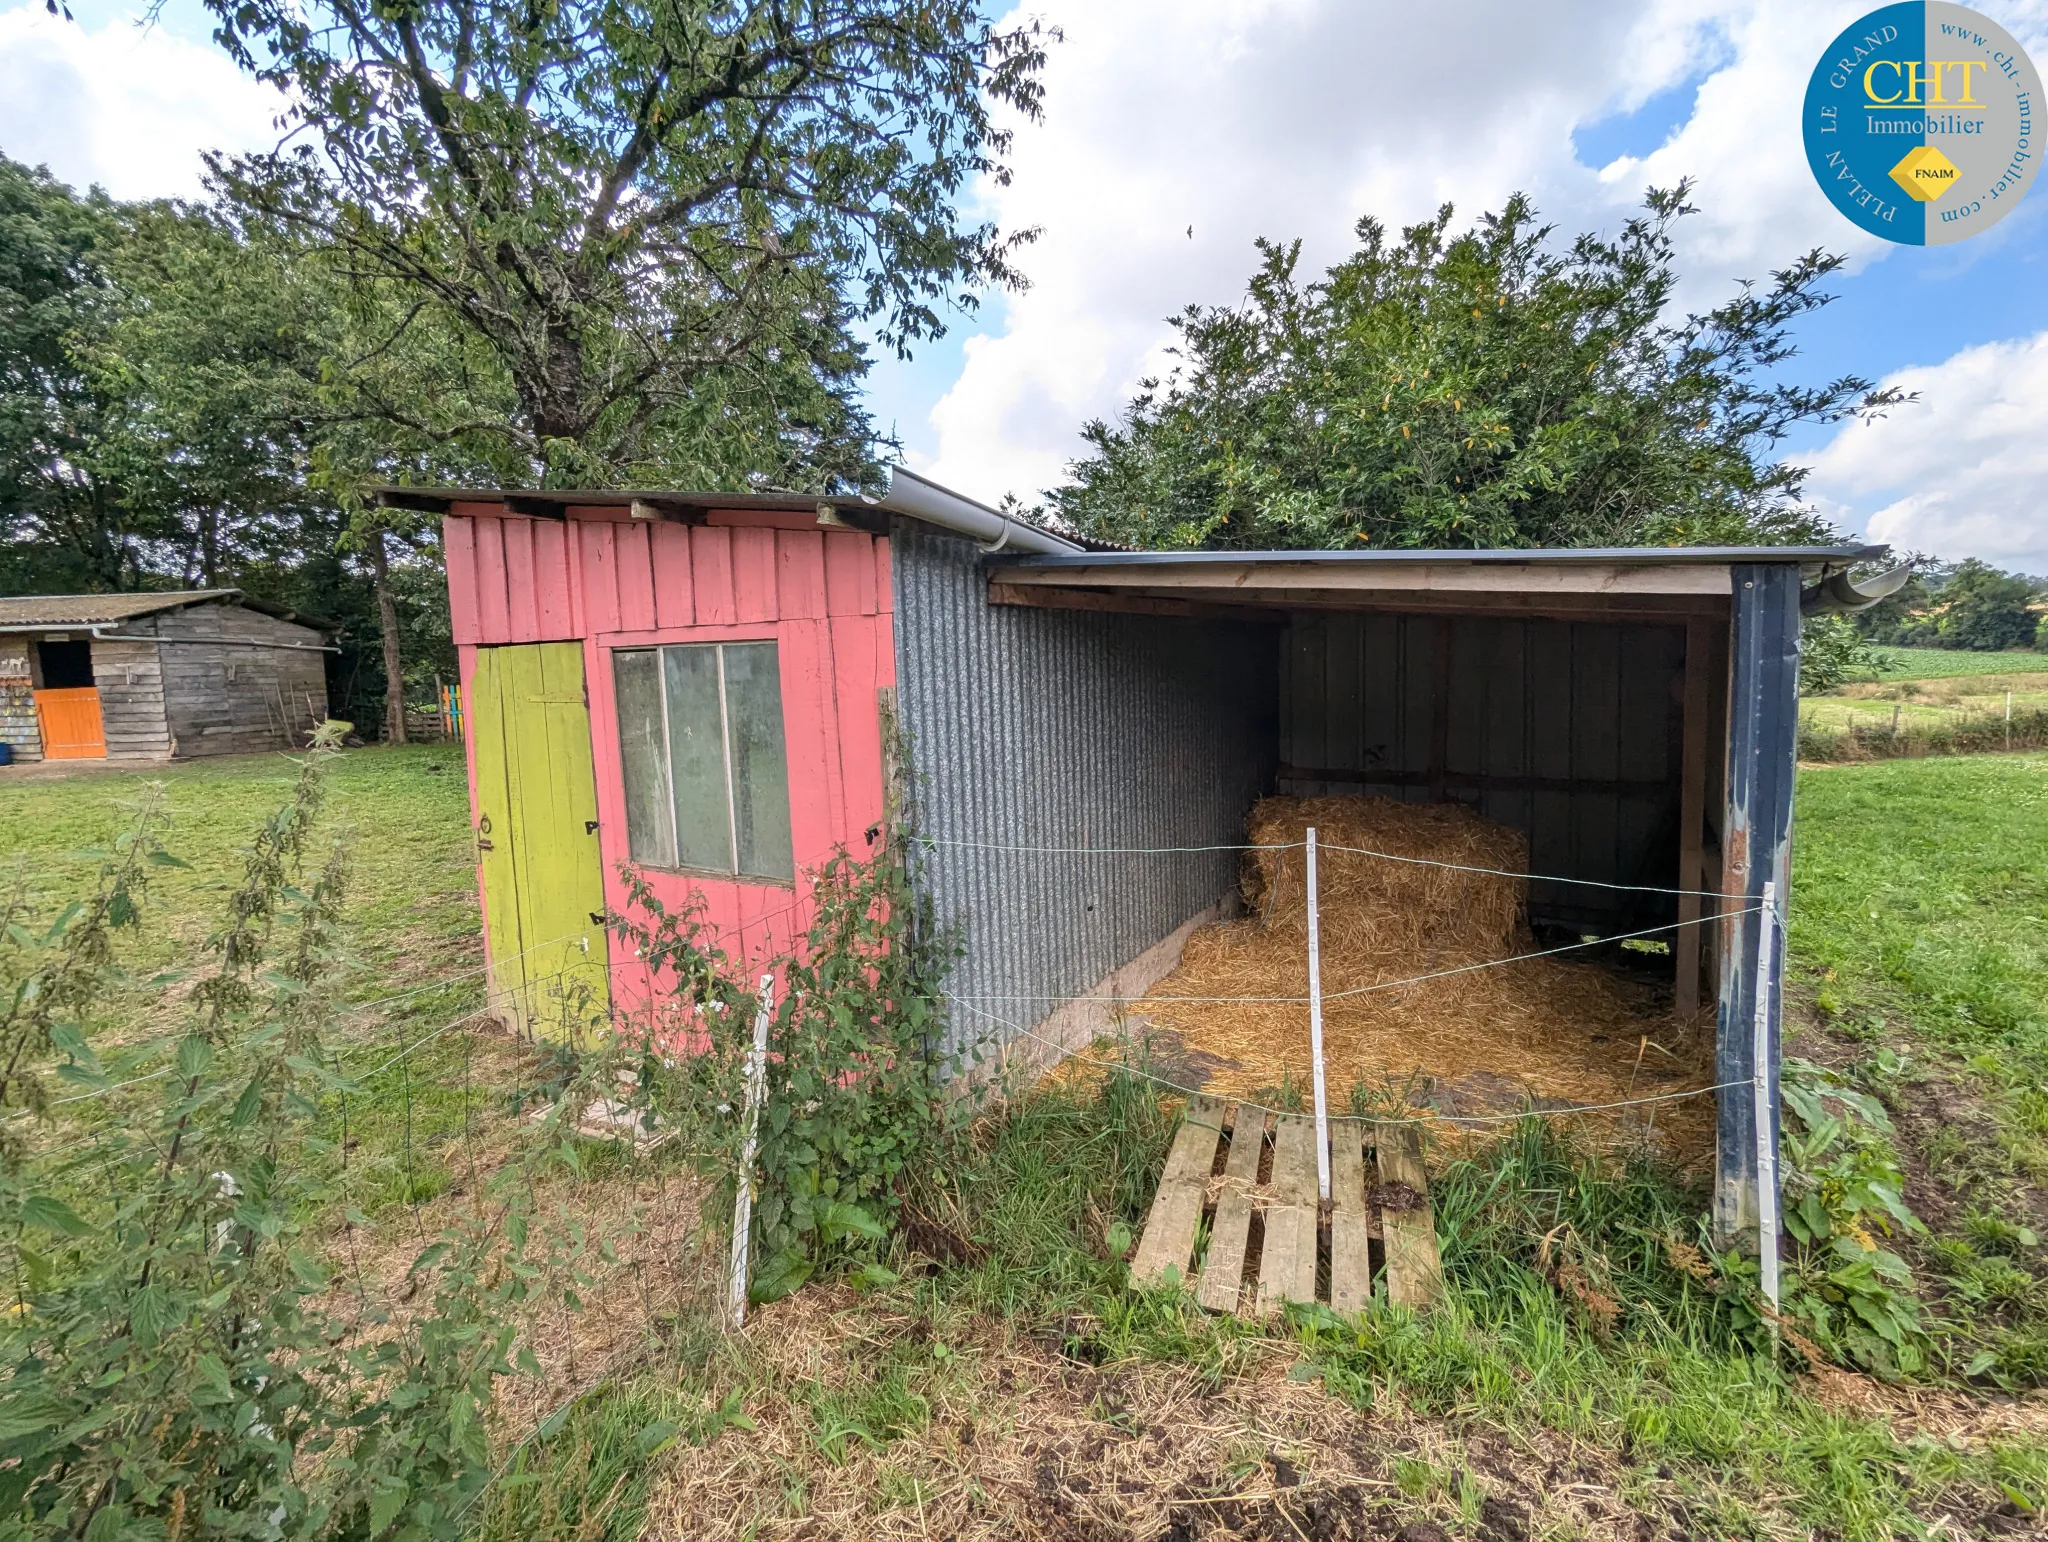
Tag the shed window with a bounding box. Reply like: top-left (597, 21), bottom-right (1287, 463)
top-left (613, 642), bottom-right (794, 882)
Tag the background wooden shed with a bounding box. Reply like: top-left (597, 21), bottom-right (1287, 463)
top-left (0, 590), bottom-right (334, 763)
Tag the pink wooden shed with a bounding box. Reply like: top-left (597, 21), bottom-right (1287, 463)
top-left (424, 491), bottom-right (897, 1034)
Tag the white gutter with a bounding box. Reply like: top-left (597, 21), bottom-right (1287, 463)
top-left (874, 466), bottom-right (1082, 555)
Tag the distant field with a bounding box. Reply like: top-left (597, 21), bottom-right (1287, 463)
top-left (1851, 645), bottom-right (2047, 681)
top-left (1803, 681), bottom-right (2048, 734)
top-left (1808, 650), bottom-right (2048, 737)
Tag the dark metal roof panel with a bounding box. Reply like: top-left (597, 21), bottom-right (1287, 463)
top-left (991, 544), bottom-right (1884, 571)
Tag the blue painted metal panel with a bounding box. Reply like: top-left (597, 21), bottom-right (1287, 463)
top-left (1714, 564), bottom-right (1801, 1242)
top-left (890, 522), bottom-right (1279, 1060)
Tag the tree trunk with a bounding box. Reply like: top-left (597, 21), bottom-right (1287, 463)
top-left (370, 527), bottom-right (407, 745)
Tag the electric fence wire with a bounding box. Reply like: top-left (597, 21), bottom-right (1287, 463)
top-left (914, 832), bottom-right (1735, 900)
top-left (945, 905), bottom-right (1763, 1008)
top-left (947, 997), bottom-right (1752, 1129)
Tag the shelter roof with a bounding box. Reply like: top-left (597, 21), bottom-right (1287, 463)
top-left (0, 590), bottom-right (336, 631)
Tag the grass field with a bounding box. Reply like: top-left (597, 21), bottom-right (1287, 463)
top-left (1852, 646), bottom-right (2048, 681)
top-left (1789, 753), bottom-right (2048, 1383)
top-left (1803, 649), bottom-right (2048, 761)
top-left (1802, 669), bottom-right (2048, 733)
top-left (0, 744), bottom-right (513, 1215)
top-left (5, 745), bottom-right (2047, 1539)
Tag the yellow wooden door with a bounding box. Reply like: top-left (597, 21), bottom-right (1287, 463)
top-left (469, 643), bottom-right (610, 1039)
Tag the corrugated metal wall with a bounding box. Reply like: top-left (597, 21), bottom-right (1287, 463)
top-left (891, 523), bottom-right (1279, 1057)
top-left (1278, 611), bottom-right (1685, 931)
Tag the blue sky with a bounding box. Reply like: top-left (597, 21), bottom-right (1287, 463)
top-left (5, 0), bottom-right (2045, 568)
top-left (1572, 63), bottom-right (2048, 468)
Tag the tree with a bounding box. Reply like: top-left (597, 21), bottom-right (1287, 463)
top-left (1048, 186), bottom-right (1904, 552)
top-left (1799, 614), bottom-right (1890, 694)
top-left (204, 0), bottom-right (1049, 488)
top-left (1930, 559), bottom-right (2037, 651)
top-left (0, 158), bottom-right (151, 590)
top-left (0, 160), bottom-right (456, 735)
top-left (1849, 557), bottom-right (1936, 645)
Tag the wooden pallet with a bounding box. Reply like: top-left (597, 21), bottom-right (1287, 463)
top-left (1131, 1099), bottom-right (1442, 1315)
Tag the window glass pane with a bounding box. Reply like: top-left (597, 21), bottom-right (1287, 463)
top-left (721, 643), bottom-right (794, 881)
top-left (612, 650), bottom-right (675, 867)
top-left (663, 645), bottom-right (733, 872)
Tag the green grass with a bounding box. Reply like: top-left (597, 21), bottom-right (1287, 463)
top-left (1790, 753), bottom-right (2048, 1148)
top-left (0, 744), bottom-right (510, 1218)
top-left (6, 743), bottom-right (2048, 1537)
top-left (0, 744), bottom-right (482, 1017)
top-left (1790, 752), bottom-right (2048, 1379)
top-left (1853, 645), bottom-right (2048, 681)
top-left (489, 1074), bottom-right (2048, 1541)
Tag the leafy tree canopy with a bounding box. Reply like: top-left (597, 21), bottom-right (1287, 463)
top-left (1851, 557), bottom-right (2044, 652)
top-left (203, 0), bottom-right (1049, 488)
top-left (0, 156), bottom-right (454, 727)
top-left (1048, 186), bottom-right (1905, 552)
top-left (1921, 558), bottom-right (2039, 652)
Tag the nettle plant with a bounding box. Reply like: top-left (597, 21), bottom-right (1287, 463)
top-left (611, 841), bottom-right (954, 1304)
top-left (0, 736), bottom-right (617, 1542)
top-left (1719, 1057), bottom-right (1930, 1378)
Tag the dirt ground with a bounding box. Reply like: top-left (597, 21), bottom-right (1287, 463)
top-left (645, 1285), bottom-right (1662, 1542)
top-left (641, 1285), bottom-right (2048, 1542)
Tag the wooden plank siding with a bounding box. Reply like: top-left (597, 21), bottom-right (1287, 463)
top-left (146, 604), bottom-right (329, 757)
top-left (443, 507), bottom-right (895, 1012)
top-left (1278, 611), bottom-right (1691, 935)
top-left (90, 639), bottom-right (169, 759)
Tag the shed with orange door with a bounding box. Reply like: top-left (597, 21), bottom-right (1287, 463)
top-left (0, 591), bottom-right (333, 765)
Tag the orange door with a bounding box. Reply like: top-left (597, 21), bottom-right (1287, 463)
top-left (35, 688), bottom-right (106, 759)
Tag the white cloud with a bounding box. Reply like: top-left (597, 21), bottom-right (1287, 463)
top-left (0, 4), bottom-right (285, 201)
top-left (919, 0), bottom-right (2048, 509)
top-left (929, 0), bottom-right (1678, 502)
top-left (1804, 332), bottom-right (2048, 573)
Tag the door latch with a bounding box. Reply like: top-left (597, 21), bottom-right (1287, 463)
top-left (589, 912), bottom-right (605, 927)
top-left (475, 838), bottom-right (494, 851)
top-left (585, 820), bottom-right (600, 835)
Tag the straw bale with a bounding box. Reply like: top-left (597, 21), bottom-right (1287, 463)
top-left (1132, 797), bottom-right (1715, 1163)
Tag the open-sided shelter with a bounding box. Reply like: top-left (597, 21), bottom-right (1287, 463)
top-left (412, 469), bottom-right (1884, 1241)
top-left (0, 590), bottom-right (333, 763)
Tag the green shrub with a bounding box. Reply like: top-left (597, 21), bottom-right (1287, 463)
top-left (1799, 706), bottom-right (2048, 762)
top-left (610, 839), bottom-right (955, 1309)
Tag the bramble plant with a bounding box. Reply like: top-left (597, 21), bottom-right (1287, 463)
top-left (1717, 1057), bottom-right (1932, 1378)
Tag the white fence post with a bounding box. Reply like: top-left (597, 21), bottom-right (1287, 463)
top-left (1306, 827), bottom-right (1331, 1203)
top-left (728, 972), bottom-right (776, 1330)
top-left (1751, 882), bottom-right (1781, 1315)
